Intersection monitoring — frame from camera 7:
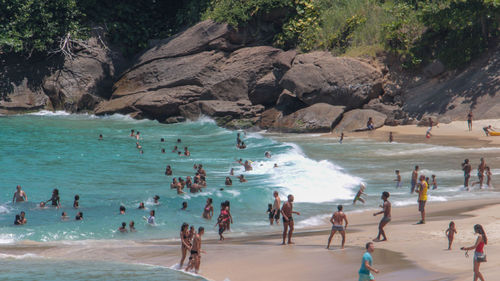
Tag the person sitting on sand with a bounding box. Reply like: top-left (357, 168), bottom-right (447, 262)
top-left (118, 222), bottom-right (128, 233)
top-left (446, 221), bottom-right (457, 250)
top-left (238, 174), bottom-right (247, 183)
top-left (461, 224), bottom-right (487, 281)
top-left (129, 221), bottom-right (136, 232)
top-left (483, 125), bottom-right (492, 136)
top-left (73, 195), bottom-right (79, 209)
top-left (225, 177), bottom-right (232, 186)
top-left (326, 205), bottom-right (348, 249)
top-left (119, 205), bottom-right (126, 214)
top-left (76, 212), bottom-right (83, 220)
top-left (12, 185), bottom-right (28, 203)
top-left (358, 242), bottom-right (379, 281)
top-left (353, 184), bottom-right (366, 204)
top-left (185, 227), bottom-right (205, 273)
top-left (165, 165), bottom-right (172, 176)
top-left (373, 191), bottom-right (391, 242)
top-left (367, 117), bottom-right (374, 130)
top-left (281, 194), bottom-right (300, 245)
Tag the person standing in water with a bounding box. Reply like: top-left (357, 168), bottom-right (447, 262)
top-left (179, 223), bottom-right (191, 268)
top-left (358, 242), bottom-right (379, 281)
top-left (271, 191), bottom-right (281, 225)
top-left (394, 170), bottom-right (402, 188)
top-left (281, 194), bottom-right (300, 245)
top-left (45, 188), bottom-right (61, 208)
top-left (373, 191), bottom-right (391, 242)
top-left (326, 205), bottom-right (348, 249)
top-left (389, 132), bottom-right (393, 143)
top-left (202, 198), bottom-right (214, 219)
top-left (185, 227), bottom-right (205, 274)
top-left (462, 159), bottom-right (472, 190)
top-left (339, 132), bottom-right (344, 144)
top-left (411, 166), bottom-right (419, 193)
top-left (12, 185), bottom-right (28, 203)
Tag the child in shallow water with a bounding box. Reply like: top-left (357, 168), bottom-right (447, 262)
top-left (432, 175), bottom-right (437, 190)
top-left (445, 221), bottom-right (457, 250)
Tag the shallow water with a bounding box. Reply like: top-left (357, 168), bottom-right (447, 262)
top-left (0, 113), bottom-right (498, 243)
top-left (0, 254), bottom-right (205, 280)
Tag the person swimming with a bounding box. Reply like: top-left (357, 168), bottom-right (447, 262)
top-left (165, 165), bottom-right (173, 176)
top-left (238, 174), bottom-right (247, 183)
top-left (153, 195), bottom-right (160, 204)
top-left (138, 202), bottom-right (145, 209)
top-left (225, 177), bottom-right (232, 186)
top-left (119, 205), bottom-right (126, 214)
top-left (61, 212), bottom-right (69, 220)
top-left (73, 195), bottom-right (80, 209)
top-left (76, 212), bottom-right (83, 220)
top-left (144, 210), bottom-right (156, 225)
top-left (118, 222), bottom-right (128, 233)
top-left (129, 221), bottom-right (136, 232)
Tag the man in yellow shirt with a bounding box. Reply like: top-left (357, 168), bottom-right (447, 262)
top-left (417, 175), bottom-right (428, 224)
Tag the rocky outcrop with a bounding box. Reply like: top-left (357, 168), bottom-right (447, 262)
top-left (269, 103), bottom-right (345, 133)
top-left (0, 35), bottom-right (123, 114)
top-left (334, 109), bottom-right (387, 132)
top-left (280, 52), bottom-right (384, 109)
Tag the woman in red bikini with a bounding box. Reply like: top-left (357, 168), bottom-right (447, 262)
top-left (461, 224), bottom-right (487, 281)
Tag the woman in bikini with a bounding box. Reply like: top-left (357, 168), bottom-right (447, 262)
top-left (179, 223), bottom-right (191, 268)
top-left (202, 198), bottom-right (214, 219)
top-left (461, 224), bottom-right (487, 281)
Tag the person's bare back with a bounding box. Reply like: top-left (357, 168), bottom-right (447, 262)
top-left (332, 211), bottom-right (346, 226)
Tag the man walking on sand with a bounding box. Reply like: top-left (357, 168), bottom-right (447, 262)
top-left (411, 166), bottom-right (419, 194)
top-left (358, 242), bottom-right (379, 281)
top-left (373, 192), bottom-right (391, 242)
top-left (326, 205), bottom-right (348, 249)
top-left (416, 175), bottom-right (428, 224)
top-left (281, 194), bottom-right (300, 245)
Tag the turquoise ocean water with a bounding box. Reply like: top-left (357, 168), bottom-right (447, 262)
top-left (1, 112), bottom-right (499, 280)
top-left (1, 112), bottom-right (499, 244)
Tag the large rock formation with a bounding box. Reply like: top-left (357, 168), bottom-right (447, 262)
top-left (280, 52), bottom-right (384, 109)
top-left (334, 109), bottom-right (387, 132)
top-left (0, 35), bottom-right (123, 114)
top-left (269, 103), bottom-right (345, 133)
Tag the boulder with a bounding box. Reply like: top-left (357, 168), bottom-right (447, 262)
top-left (248, 72), bottom-right (281, 106)
top-left (200, 77), bottom-right (248, 101)
top-left (0, 78), bottom-right (49, 112)
top-left (280, 52), bottom-right (383, 109)
top-left (334, 109), bottom-right (387, 132)
top-left (258, 108), bottom-right (282, 129)
top-left (270, 103), bottom-right (345, 133)
top-left (179, 100), bottom-right (264, 120)
top-left (275, 90), bottom-right (307, 115)
top-left (423, 60), bottom-right (445, 78)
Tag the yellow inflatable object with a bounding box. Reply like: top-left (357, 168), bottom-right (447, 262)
top-left (490, 131), bottom-right (500, 136)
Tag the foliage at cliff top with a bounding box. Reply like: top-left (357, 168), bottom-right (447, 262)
top-left (0, 0), bottom-right (209, 57)
top-left (204, 0), bottom-right (500, 68)
top-left (1, 0), bottom-right (499, 69)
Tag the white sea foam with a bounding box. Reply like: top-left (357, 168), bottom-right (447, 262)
top-left (0, 205), bottom-right (10, 214)
top-left (27, 110), bottom-right (71, 116)
top-left (0, 253), bottom-right (40, 259)
top-left (0, 234), bottom-right (16, 244)
top-left (296, 214), bottom-right (330, 228)
top-left (249, 143), bottom-right (361, 203)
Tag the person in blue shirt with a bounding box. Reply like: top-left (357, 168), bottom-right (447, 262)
top-left (359, 242), bottom-right (379, 281)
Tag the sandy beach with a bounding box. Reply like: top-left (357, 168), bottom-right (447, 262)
top-left (2, 119), bottom-right (500, 281)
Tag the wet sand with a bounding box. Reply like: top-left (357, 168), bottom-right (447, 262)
top-left (2, 198), bottom-right (500, 281)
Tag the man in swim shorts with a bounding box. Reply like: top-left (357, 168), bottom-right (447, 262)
top-left (358, 242), bottom-right (379, 281)
top-left (373, 192), bottom-right (391, 242)
top-left (326, 205), bottom-right (349, 249)
top-left (462, 159), bottom-right (472, 190)
top-left (411, 166), bottom-right (419, 193)
top-left (416, 175), bottom-right (428, 224)
top-left (281, 194), bottom-right (300, 245)
top-left (272, 191), bottom-right (281, 225)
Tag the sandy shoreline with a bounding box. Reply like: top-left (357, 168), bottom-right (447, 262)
top-left (2, 198), bottom-right (499, 280)
top-left (2, 119), bottom-right (500, 281)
